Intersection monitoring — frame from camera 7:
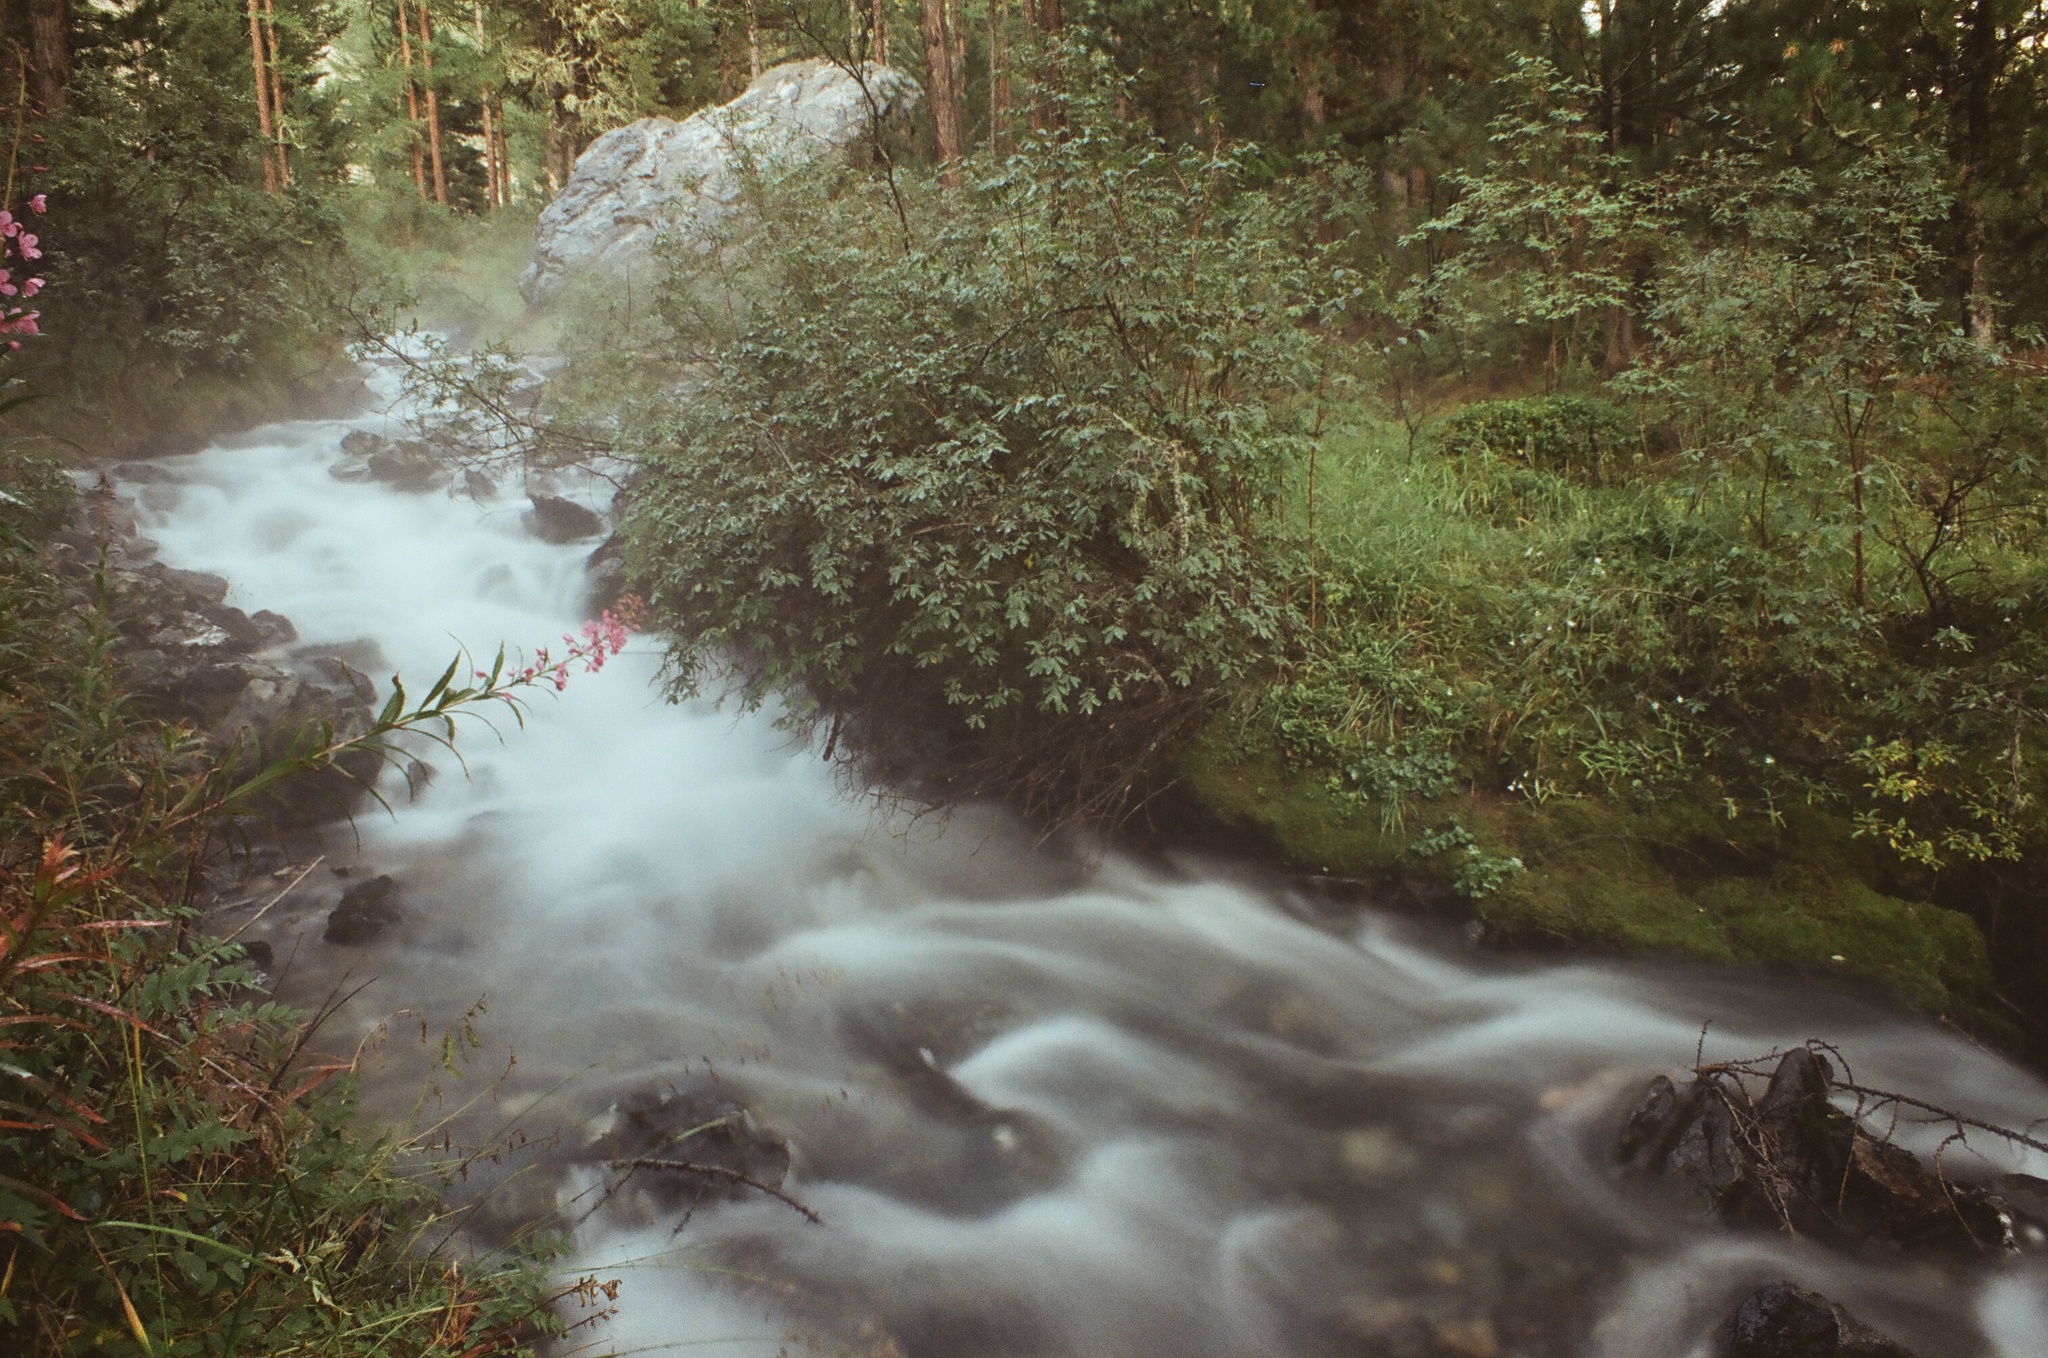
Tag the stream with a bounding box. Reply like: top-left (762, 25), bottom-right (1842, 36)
top-left (116, 353), bottom-right (2048, 1358)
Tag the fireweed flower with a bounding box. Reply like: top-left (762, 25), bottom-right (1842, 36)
top-left (488, 608), bottom-right (637, 699)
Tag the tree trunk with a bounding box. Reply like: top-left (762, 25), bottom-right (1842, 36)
top-left (246, 0), bottom-right (278, 192)
top-left (264, 0), bottom-right (290, 186)
top-left (25, 0), bottom-right (67, 112)
top-left (1958, 0), bottom-right (2000, 345)
top-left (1025, 0), bottom-right (1061, 133)
top-left (872, 0), bottom-right (888, 63)
top-left (918, 0), bottom-right (963, 183)
top-left (496, 100), bottom-right (512, 202)
top-left (946, 0), bottom-right (965, 125)
top-left (417, 0), bottom-right (447, 205)
top-left (396, 0), bottom-right (426, 196)
top-left (474, 0), bottom-right (498, 207)
top-left (748, 0), bottom-right (761, 80)
top-left (990, 0), bottom-right (1011, 153)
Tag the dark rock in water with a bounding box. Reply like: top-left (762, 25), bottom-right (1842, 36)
top-left (584, 533), bottom-right (628, 611)
top-left (324, 875), bottom-right (403, 945)
top-left (239, 939), bottom-right (274, 972)
top-left (524, 494), bottom-right (603, 543)
top-left (1622, 1050), bottom-right (2048, 1253)
top-left (1721, 1283), bottom-right (1918, 1358)
top-left (249, 609), bottom-right (297, 648)
top-left (332, 430), bottom-right (450, 493)
top-left (583, 1088), bottom-right (792, 1215)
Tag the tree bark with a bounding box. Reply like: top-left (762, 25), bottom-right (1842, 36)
top-left (264, 0), bottom-right (290, 186)
top-left (748, 0), bottom-right (762, 80)
top-left (25, 0), bottom-right (67, 112)
top-left (474, 0), bottom-right (498, 207)
top-left (396, 0), bottom-right (426, 196)
top-left (1025, 0), bottom-right (1061, 134)
top-left (872, 0), bottom-right (888, 63)
top-left (246, 0), bottom-right (279, 192)
top-left (918, 0), bottom-right (963, 183)
top-left (1958, 0), bottom-right (2000, 345)
top-left (496, 100), bottom-right (512, 202)
top-left (990, 0), bottom-right (1012, 153)
top-left (417, 0), bottom-right (447, 205)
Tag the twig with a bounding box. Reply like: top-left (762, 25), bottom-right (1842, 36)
top-left (606, 1158), bottom-right (823, 1225)
top-left (218, 855), bottom-right (324, 947)
top-left (1833, 1081), bottom-right (2048, 1157)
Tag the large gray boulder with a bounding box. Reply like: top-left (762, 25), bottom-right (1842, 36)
top-left (520, 59), bottom-right (920, 305)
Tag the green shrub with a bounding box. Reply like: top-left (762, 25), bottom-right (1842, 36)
top-left (1437, 394), bottom-right (1642, 484)
top-left (627, 74), bottom-right (1367, 826)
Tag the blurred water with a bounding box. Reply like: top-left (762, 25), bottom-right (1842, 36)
top-left (120, 356), bottom-right (2048, 1358)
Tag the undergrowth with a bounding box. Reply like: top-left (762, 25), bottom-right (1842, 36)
top-left (0, 458), bottom-right (608, 1355)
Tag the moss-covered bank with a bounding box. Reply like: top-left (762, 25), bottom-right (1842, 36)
top-left (1179, 718), bottom-right (2002, 1035)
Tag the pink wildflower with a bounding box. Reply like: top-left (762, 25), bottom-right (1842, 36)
top-left (29, 194), bottom-right (45, 214)
top-left (23, 279), bottom-right (41, 297)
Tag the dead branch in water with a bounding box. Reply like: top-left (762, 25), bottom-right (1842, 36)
top-left (607, 1157), bottom-right (824, 1224)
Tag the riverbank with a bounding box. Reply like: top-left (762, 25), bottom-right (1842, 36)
top-left (1175, 719), bottom-right (2002, 1034)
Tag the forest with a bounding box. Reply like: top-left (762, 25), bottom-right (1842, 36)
top-left (7, 0), bottom-right (2048, 1352)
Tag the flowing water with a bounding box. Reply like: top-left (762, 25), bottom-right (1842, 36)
top-left (118, 356), bottom-right (2048, 1358)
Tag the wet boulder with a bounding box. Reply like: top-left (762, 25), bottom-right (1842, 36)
top-left (524, 494), bottom-right (603, 543)
top-left (584, 533), bottom-right (628, 612)
top-left (582, 1088), bottom-right (793, 1219)
top-left (332, 431), bottom-right (451, 493)
top-left (1622, 1049), bottom-right (2048, 1253)
top-left (324, 874), bottom-right (403, 945)
top-left (1720, 1284), bottom-right (1918, 1358)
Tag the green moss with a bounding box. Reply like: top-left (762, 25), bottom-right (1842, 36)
top-left (1177, 718), bottom-right (1410, 877)
top-left (1480, 844), bottom-right (1734, 959)
top-left (1176, 715), bottom-right (1996, 1022)
top-left (1698, 877), bottom-right (1990, 1014)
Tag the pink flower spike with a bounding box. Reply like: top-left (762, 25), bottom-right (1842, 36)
top-left (29, 195), bottom-right (45, 214)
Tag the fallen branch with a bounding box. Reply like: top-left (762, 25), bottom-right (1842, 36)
top-left (605, 1158), bottom-right (823, 1225)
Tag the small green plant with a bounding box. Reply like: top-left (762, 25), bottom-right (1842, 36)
top-left (1410, 820), bottom-right (1525, 899)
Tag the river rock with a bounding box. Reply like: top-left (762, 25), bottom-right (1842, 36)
top-left (1622, 1049), bottom-right (2048, 1252)
top-left (584, 533), bottom-right (628, 612)
top-left (332, 430), bottom-right (450, 493)
top-left (523, 494), bottom-right (603, 543)
top-left (324, 874), bottom-right (403, 945)
top-left (1720, 1283), bottom-right (1918, 1358)
top-left (519, 58), bottom-right (921, 305)
top-left (583, 1088), bottom-right (793, 1217)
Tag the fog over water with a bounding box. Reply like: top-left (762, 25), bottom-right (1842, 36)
top-left (122, 355), bottom-right (2048, 1357)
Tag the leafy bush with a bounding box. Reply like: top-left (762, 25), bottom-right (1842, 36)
top-left (1437, 394), bottom-right (1642, 484)
top-left (627, 75), bottom-right (1367, 825)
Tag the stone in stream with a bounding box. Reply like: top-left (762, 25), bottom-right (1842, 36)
top-left (582, 1088), bottom-right (793, 1216)
top-left (1621, 1048), bottom-right (2048, 1253)
top-left (522, 494), bottom-right (603, 543)
top-left (324, 874), bottom-right (403, 945)
top-left (1719, 1283), bottom-right (1919, 1358)
top-left (332, 430), bottom-right (450, 493)
top-left (519, 58), bottom-right (921, 305)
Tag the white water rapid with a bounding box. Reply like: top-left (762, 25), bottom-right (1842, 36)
top-left (118, 354), bottom-right (2048, 1358)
